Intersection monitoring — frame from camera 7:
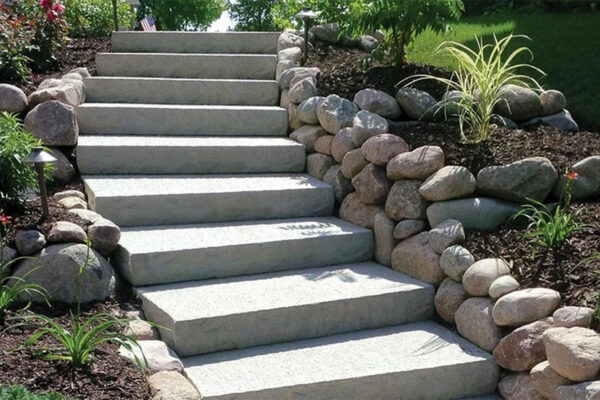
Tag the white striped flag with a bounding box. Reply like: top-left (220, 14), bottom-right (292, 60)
top-left (140, 15), bottom-right (156, 31)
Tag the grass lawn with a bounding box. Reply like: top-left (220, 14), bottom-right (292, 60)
top-left (409, 12), bottom-right (600, 129)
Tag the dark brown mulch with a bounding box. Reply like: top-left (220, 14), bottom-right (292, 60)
top-left (467, 202), bottom-right (600, 309)
top-left (0, 300), bottom-right (152, 400)
top-left (3, 37), bottom-right (110, 95)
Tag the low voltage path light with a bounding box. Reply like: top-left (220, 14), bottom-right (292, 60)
top-left (23, 147), bottom-right (56, 219)
top-left (295, 8), bottom-right (318, 66)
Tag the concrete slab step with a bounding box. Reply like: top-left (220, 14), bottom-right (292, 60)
top-left (77, 136), bottom-right (306, 175)
top-left (83, 77), bottom-right (279, 106)
top-left (139, 263), bottom-right (434, 356)
top-left (113, 217), bottom-right (373, 286)
top-left (96, 53), bottom-right (276, 80)
top-left (83, 174), bottom-right (334, 227)
top-left (111, 31), bottom-right (280, 54)
top-left (183, 321), bottom-right (499, 400)
top-left (77, 104), bottom-right (288, 136)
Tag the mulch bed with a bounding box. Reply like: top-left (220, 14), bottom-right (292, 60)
top-left (308, 44), bottom-right (600, 310)
top-left (0, 300), bottom-right (152, 400)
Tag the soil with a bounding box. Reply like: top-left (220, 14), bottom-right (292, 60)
top-left (0, 300), bottom-right (153, 400)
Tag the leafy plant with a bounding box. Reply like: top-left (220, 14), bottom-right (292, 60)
top-left (63, 0), bottom-right (135, 37)
top-left (0, 5), bottom-right (35, 82)
top-left (347, 0), bottom-right (464, 65)
top-left (137, 0), bottom-right (225, 30)
top-left (271, 0), bottom-right (354, 30)
top-left (0, 113), bottom-right (51, 208)
top-left (228, 0), bottom-right (279, 31)
top-left (0, 384), bottom-right (72, 400)
top-left (404, 34), bottom-right (545, 143)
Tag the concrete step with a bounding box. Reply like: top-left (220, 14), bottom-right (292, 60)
top-left (77, 136), bottom-right (306, 175)
top-left (96, 53), bottom-right (276, 80)
top-left (183, 322), bottom-right (499, 400)
top-left (113, 217), bottom-right (373, 286)
top-left (83, 174), bottom-right (333, 227)
top-left (139, 263), bottom-right (434, 356)
top-left (77, 104), bottom-right (288, 137)
top-left (112, 31), bottom-right (280, 54)
top-left (83, 77), bottom-right (279, 106)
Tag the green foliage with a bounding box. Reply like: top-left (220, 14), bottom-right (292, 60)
top-left (0, 113), bottom-right (50, 207)
top-left (347, 0), bottom-right (464, 65)
top-left (0, 384), bottom-right (71, 400)
top-left (63, 0), bottom-right (135, 37)
top-left (271, 0), bottom-right (354, 30)
top-left (228, 0), bottom-right (278, 31)
top-left (0, 5), bottom-right (35, 82)
top-left (405, 34), bottom-right (544, 143)
top-left (137, 0), bottom-right (225, 30)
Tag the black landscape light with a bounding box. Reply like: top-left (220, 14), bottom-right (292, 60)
top-left (23, 147), bottom-right (56, 219)
top-left (295, 7), bottom-right (318, 66)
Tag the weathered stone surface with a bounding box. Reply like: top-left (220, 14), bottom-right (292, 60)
top-left (58, 196), bottom-right (88, 210)
top-left (323, 164), bottom-right (353, 203)
top-left (493, 317), bottom-right (555, 371)
top-left (24, 100), bottom-right (78, 146)
top-left (120, 340), bottom-right (183, 373)
top-left (498, 373), bottom-right (545, 400)
top-left (358, 35), bottom-right (379, 52)
top-left (351, 110), bottom-right (389, 146)
top-left (531, 361), bottom-right (571, 400)
top-left (393, 219), bottom-right (427, 240)
top-left (441, 90), bottom-right (465, 117)
top-left (68, 67), bottom-right (91, 79)
top-left (48, 148), bottom-right (76, 182)
top-left (1, 246), bottom-right (17, 264)
top-left (54, 190), bottom-right (85, 201)
top-left (341, 148), bottom-right (367, 179)
top-left (317, 94), bottom-right (359, 134)
top-left (290, 125), bottom-right (326, 153)
top-left (476, 157), bottom-right (558, 203)
top-left (495, 84), bottom-right (542, 121)
top-left (361, 134), bottom-right (409, 166)
top-left (352, 163), bottom-right (392, 204)
top-left (278, 47), bottom-right (302, 64)
top-left (493, 288), bottom-right (561, 327)
top-left (47, 221), bottom-right (87, 244)
top-left (278, 31), bottom-right (305, 52)
top-left (148, 371), bottom-right (201, 400)
top-left (387, 145), bottom-right (445, 181)
top-left (553, 306), bottom-right (595, 328)
top-left (492, 113), bottom-right (518, 129)
top-left (553, 155), bottom-right (600, 201)
top-left (125, 318), bottom-right (160, 341)
top-left (391, 232), bottom-right (444, 286)
top-left (385, 180), bottom-right (429, 220)
top-left (544, 327), bottom-right (600, 382)
top-left (556, 381), bottom-right (600, 400)
top-left (288, 77), bottom-right (318, 104)
top-left (278, 67), bottom-right (320, 89)
top-left (67, 209), bottom-right (104, 224)
top-left (419, 166), bottom-right (476, 202)
top-left (15, 230), bottom-right (46, 256)
top-left (440, 245), bottom-right (474, 282)
top-left (435, 277), bottom-right (469, 324)
top-left (310, 23), bottom-right (340, 43)
top-left (395, 87), bottom-right (438, 120)
top-left (374, 212), bottom-right (398, 267)
top-left (0, 84), bottom-right (28, 113)
top-left (297, 96), bottom-right (325, 125)
top-left (526, 109), bottom-right (579, 132)
top-left (314, 134), bottom-right (333, 155)
top-left (339, 192), bottom-right (383, 229)
top-left (28, 84), bottom-right (82, 108)
top-left (280, 89), bottom-right (291, 109)
top-left (540, 90), bottom-right (567, 116)
top-left (428, 219), bottom-right (465, 254)
top-left (353, 88), bottom-right (402, 119)
top-left (276, 60), bottom-right (294, 82)
top-left (39, 78), bottom-right (63, 90)
top-left (306, 153), bottom-right (336, 180)
top-left (463, 258), bottom-right (511, 297)
top-left (331, 127), bottom-right (357, 163)
top-left (13, 243), bottom-right (114, 303)
top-left (455, 297), bottom-right (503, 352)
top-left (287, 103), bottom-right (303, 130)
top-left (88, 218), bottom-right (121, 257)
top-left (489, 275), bottom-right (520, 299)
top-left (427, 197), bottom-right (520, 231)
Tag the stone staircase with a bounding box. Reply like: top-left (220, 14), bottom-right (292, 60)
top-left (77, 31), bottom-right (498, 399)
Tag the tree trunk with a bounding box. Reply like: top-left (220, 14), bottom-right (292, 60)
top-left (112, 0), bottom-right (119, 32)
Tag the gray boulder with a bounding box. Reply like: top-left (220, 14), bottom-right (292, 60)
top-left (353, 88), bottom-right (401, 119)
top-left (391, 232), bottom-right (445, 286)
top-left (495, 84), bottom-right (542, 121)
top-left (493, 288), bottom-right (561, 327)
top-left (120, 340), bottom-right (183, 373)
top-left (288, 77), bottom-right (318, 104)
top-left (395, 87), bottom-right (438, 120)
top-left (88, 218), bottom-right (121, 257)
top-left (393, 219), bottom-right (427, 240)
top-left (557, 381), bottom-right (600, 400)
top-left (498, 373), bottom-right (545, 400)
top-left (278, 67), bottom-right (320, 89)
top-left (297, 96), bottom-right (325, 125)
top-left (387, 145), bottom-right (445, 181)
top-left (351, 110), bottom-right (389, 146)
top-left (276, 60), bottom-right (294, 82)
top-left (28, 83), bottom-right (82, 108)
top-left (455, 297), bottom-right (503, 352)
top-left (435, 277), bottom-right (469, 324)
top-left (48, 148), bottom-right (76, 182)
top-left (13, 243), bottom-right (114, 303)
top-left (427, 197), bottom-right (519, 231)
top-left (419, 166), bottom-right (476, 201)
top-left (351, 163), bottom-right (391, 204)
top-left (47, 221), bottom-right (87, 244)
top-left (290, 125), bottom-right (326, 153)
top-left (323, 164), bottom-right (353, 203)
top-left (361, 134), bottom-right (409, 166)
top-left (428, 219), bottom-right (465, 254)
top-left (440, 245), bottom-right (475, 282)
top-left (540, 90), bottom-right (567, 116)
top-left (463, 258), bottom-right (511, 297)
top-left (278, 47), bottom-right (302, 64)
top-left (278, 31), bottom-right (305, 52)
top-left (0, 84), bottom-right (28, 113)
top-left (341, 148), bottom-right (368, 179)
top-left (24, 100), bottom-right (78, 146)
top-left (310, 23), bottom-right (340, 43)
top-left (68, 67), bottom-right (91, 79)
top-left (331, 127), bottom-right (357, 163)
top-left (317, 94), bottom-right (359, 134)
top-left (358, 35), bottom-right (379, 52)
top-left (553, 155), bottom-right (600, 201)
top-left (1, 246), bottom-right (17, 264)
top-left (385, 180), bottom-right (429, 220)
top-left (287, 103), bottom-right (303, 130)
top-left (306, 153), bottom-right (336, 180)
top-left (314, 134), bottom-right (333, 155)
top-left (339, 192), bottom-right (383, 229)
top-left (374, 212), bottom-right (398, 266)
top-left (553, 306), bottom-right (595, 328)
top-left (523, 109), bottom-right (579, 132)
top-left (15, 230), bottom-right (46, 256)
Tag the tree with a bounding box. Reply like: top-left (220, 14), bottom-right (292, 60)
top-left (137, 0), bottom-right (225, 30)
top-left (228, 0), bottom-right (278, 31)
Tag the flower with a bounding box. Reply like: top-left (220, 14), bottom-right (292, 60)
top-left (47, 9), bottom-right (57, 21)
top-left (0, 214), bottom-right (11, 228)
top-left (39, 0), bottom-right (52, 9)
top-left (567, 170), bottom-right (579, 181)
top-left (52, 2), bottom-right (65, 14)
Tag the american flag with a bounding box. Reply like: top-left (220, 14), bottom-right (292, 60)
top-left (140, 15), bottom-right (156, 32)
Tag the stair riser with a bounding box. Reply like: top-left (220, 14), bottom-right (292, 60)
top-left (96, 53), bottom-right (277, 80)
top-left (112, 32), bottom-right (280, 54)
top-left (77, 144), bottom-right (306, 175)
top-left (144, 290), bottom-right (434, 356)
top-left (83, 78), bottom-right (280, 106)
top-left (115, 231), bottom-right (374, 286)
top-left (77, 106), bottom-right (288, 136)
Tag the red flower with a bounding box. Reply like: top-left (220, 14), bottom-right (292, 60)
top-left (52, 2), bottom-right (65, 14)
top-left (47, 9), bottom-right (57, 21)
top-left (0, 214), bottom-right (11, 228)
top-left (567, 170), bottom-right (578, 181)
top-left (39, 0), bottom-right (52, 9)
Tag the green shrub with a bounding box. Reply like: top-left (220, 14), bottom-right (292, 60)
top-left (271, 0), bottom-right (354, 30)
top-left (0, 385), bottom-right (71, 400)
top-left (0, 5), bottom-right (34, 82)
top-left (137, 0), bottom-right (225, 30)
top-left (228, 0), bottom-right (278, 31)
top-left (0, 113), bottom-right (51, 207)
top-left (64, 0), bottom-right (135, 38)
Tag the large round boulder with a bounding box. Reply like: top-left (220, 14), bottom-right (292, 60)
top-left (353, 88), bottom-right (402, 119)
top-left (492, 288), bottom-right (561, 326)
top-left (24, 100), bottom-right (79, 146)
top-left (544, 327), bottom-right (600, 382)
top-left (387, 145), bottom-right (445, 181)
top-left (419, 166), bottom-right (476, 201)
top-left (0, 84), bottom-right (28, 113)
top-left (385, 180), bottom-right (429, 220)
top-left (395, 87), bottom-right (438, 120)
top-left (455, 297), bottom-right (503, 352)
top-left (426, 197), bottom-right (520, 231)
top-left (391, 232), bottom-right (445, 286)
top-left (361, 134), bottom-right (409, 166)
top-left (462, 258), bottom-right (511, 297)
top-left (317, 94), bottom-right (359, 134)
top-left (339, 192), bottom-right (383, 229)
top-left (351, 110), bottom-right (389, 146)
top-left (351, 163), bottom-right (392, 204)
top-left (495, 84), bottom-right (542, 121)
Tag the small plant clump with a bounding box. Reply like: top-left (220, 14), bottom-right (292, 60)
top-left (0, 384), bottom-right (72, 400)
